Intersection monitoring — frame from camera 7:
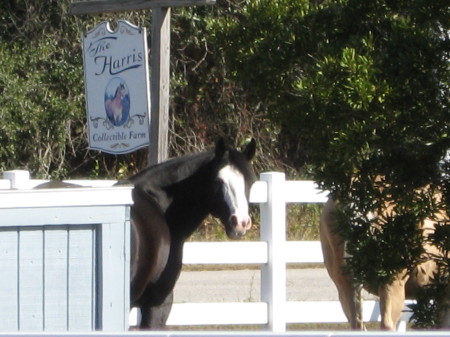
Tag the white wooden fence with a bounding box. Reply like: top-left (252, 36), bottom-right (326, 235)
top-left (170, 172), bottom-right (412, 332)
top-left (0, 170), bottom-right (413, 333)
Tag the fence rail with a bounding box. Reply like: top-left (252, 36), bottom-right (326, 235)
top-left (1, 170), bottom-right (412, 333)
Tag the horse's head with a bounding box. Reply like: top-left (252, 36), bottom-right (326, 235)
top-left (116, 83), bottom-right (126, 99)
top-left (209, 138), bottom-right (257, 239)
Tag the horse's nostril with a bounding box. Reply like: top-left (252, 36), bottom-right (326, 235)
top-left (230, 215), bottom-right (252, 231)
top-left (230, 215), bottom-right (239, 227)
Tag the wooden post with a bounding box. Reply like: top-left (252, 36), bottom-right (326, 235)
top-left (69, 0), bottom-right (216, 165)
top-left (149, 7), bottom-right (171, 165)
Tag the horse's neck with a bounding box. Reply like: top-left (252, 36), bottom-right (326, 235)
top-left (165, 188), bottom-right (210, 240)
top-left (131, 152), bottom-right (213, 189)
top-left (130, 153), bottom-right (215, 238)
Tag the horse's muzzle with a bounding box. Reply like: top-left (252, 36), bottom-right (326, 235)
top-left (227, 214), bottom-right (252, 239)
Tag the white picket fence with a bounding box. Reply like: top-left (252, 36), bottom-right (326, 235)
top-left (0, 170), bottom-right (413, 333)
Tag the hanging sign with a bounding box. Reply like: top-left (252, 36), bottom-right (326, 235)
top-left (82, 20), bottom-right (151, 154)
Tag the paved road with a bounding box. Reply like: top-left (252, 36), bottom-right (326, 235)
top-left (174, 268), bottom-right (376, 303)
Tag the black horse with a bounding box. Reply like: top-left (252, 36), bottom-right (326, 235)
top-left (34, 139), bottom-right (256, 328)
top-left (123, 139), bottom-right (256, 328)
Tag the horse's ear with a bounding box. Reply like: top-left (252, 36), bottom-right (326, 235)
top-left (215, 138), bottom-right (227, 158)
top-left (242, 138), bottom-right (256, 161)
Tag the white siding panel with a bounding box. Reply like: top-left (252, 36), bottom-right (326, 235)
top-left (18, 229), bottom-right (44, 331)
top-left (0, 229), bottom-right (19, 331)
top-left (43, 227), bottom-right (69, 331)
top-left (67, 226), bottom-right (96, 331)
top-left (97, 222), bottom-right (130, 331)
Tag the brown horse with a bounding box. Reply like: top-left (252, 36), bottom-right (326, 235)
top-left (320, 190), bottom-right (448, 330)
top-left (105, 83), bottom-right (126, 124)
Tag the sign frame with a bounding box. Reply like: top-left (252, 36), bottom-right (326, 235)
top-left (82, 20), bottom-right (151, 154)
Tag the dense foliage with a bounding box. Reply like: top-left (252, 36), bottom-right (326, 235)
top-left (0, 1), bottom-right (282, 178)
top-left (1, 0), bottom-right (449, 327)
top-left (1, 1), bottom-right (83, 177)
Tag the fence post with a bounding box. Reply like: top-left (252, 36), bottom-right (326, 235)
top-left (3, 170), bottom-right (30, 189)
top-left (259, 172), bottom-right (286, 332)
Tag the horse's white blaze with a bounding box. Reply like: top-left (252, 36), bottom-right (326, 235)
top-left (218, 165), bottom-right (251, 231)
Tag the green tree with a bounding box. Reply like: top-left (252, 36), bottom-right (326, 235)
top-left (0, 1), bottom-right (84, 177)
top-left (169, 3), bottom-right (285, 175)
top-left (214, 0), bottom-right (450, 326)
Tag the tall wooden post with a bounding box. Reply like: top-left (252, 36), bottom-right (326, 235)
top-left (149, 7), bottom-right (171, 165)
top-left (70, 0), bottom-right (216, 165)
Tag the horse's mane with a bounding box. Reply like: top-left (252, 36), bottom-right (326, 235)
top-left (124, 150), bottom-right (215, 191)
top-left (118, 143), bottom-right (255, 211)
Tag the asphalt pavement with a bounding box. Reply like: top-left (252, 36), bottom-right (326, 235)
top-left (173, 267), bottom-right (376, 304)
